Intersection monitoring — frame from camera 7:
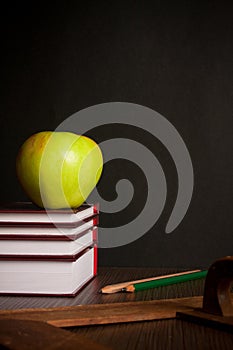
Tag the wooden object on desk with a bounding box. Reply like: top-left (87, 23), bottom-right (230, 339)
top-left (0, 294), bottom-right (232, 329)
top-left (100, 269), bottom-right (201, 294)
top-left (177, 256), bottom-right (233, 332)
top-left (0, 296), bottom-right (204, 327)
top-left (0, 319), bottom-right (110, 350)
top-left (122, 270), bottom-right (207, 293)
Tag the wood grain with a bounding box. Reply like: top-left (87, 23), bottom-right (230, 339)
top-left (0, 319), bottom-right (110, 350)
top-left (72, 318), bottom-right (233, 350)
top-left (177, 309), bottom-right (233, 333)
top-left (0, 296), bottom-right (203, 327)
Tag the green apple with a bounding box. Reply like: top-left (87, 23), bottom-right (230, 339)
top-left (16, 131), bottom-right (103, 209)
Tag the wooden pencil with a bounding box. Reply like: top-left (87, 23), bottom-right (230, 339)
top-left (122, 270), bottom-right (208, 293)
top-left (100, 269), bottom-right (201, 294)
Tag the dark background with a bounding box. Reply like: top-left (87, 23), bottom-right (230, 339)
top-left (1, 1), bottom-right (232, 268)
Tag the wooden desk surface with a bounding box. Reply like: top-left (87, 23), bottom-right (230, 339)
top-left (0, 267), bottom-right (233, 349)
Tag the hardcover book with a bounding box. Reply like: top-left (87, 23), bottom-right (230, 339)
top-left (0, 245), bottom-right (97, 296)
top-left (0, 202), bottom-right (99, 225)
top-left (0, 227), bottom-right (98, 258)
top-left (0, 201), bottom-right (99, 296)
top-left (0, 216), bottom-right (98, 240)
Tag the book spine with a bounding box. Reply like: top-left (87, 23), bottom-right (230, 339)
top-left (93, 203), bottom-right (99, 215)
top-left (92, 227), bottom-right (98, 242)
top-left (94, 244), bottom-right (98, 276)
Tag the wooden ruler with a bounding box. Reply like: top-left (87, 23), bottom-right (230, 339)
top-left (0, 296), bottom-right (203, 328)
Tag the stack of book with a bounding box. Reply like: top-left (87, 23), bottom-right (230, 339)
top-left (0, 202), bottom-right (99, 296)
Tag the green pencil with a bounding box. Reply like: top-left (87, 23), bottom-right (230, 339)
top-left (122, 270), bottom-right (208, 292)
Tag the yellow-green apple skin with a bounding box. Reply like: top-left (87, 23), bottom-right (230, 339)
top-left (16, 131), bottom-right (103, 209)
